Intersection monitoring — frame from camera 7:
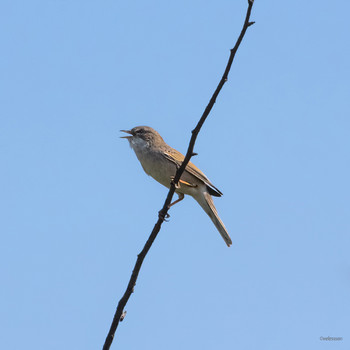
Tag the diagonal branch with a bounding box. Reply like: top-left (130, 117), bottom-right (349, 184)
top-left (103, 1), bottom-right (255, 349)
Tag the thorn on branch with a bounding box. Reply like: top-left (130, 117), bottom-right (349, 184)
top-left (247, 21), bottom-right (255, 27)
top-left (120, 311), bottom-right (127, 322)
top-left (192, 152), bottom-right (198, 156)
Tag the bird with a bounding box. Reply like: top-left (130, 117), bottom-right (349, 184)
top-left (121, 126), bottom-right (232, 247)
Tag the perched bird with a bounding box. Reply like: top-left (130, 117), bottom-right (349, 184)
top-left (121, 126), bottom-right (232, 247)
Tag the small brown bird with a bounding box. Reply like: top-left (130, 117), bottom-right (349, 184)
top-left (121, 126), bottom-right (232, 247)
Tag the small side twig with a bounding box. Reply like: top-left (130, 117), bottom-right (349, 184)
top-left (103, 1), bottom-right (254, 349)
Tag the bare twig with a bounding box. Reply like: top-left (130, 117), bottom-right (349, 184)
top-left (103, 1), bottom-right (254, 349)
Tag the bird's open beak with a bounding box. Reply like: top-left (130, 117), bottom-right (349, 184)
top-left (120, 129), bottom-right (133, 139)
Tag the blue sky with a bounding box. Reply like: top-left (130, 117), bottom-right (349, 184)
top-left (1, 1), bottom-right (349, 349)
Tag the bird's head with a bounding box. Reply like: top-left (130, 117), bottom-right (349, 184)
top-left (120, 126), bottom-right (164, 150)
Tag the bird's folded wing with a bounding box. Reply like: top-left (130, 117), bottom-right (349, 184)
top-left (163, 149), bottom-right (223, 196)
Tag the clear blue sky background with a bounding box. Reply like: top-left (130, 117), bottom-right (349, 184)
top-left (1, 1), bottom-right (349, 349)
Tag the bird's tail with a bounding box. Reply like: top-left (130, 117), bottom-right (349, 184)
top-left (195, 191), bottom-right (232, 247)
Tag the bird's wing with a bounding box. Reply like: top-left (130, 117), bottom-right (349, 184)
top-left (163, 148), bottom-right (223, 197)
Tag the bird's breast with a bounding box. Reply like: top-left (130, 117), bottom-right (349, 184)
top-left (131, 143), bottom-right (203, 197)
top-left (133, 147), bottom-right (175, 188)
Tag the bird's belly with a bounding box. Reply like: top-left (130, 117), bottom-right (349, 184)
top-left (138, 153), bottom-right (175, 187)
top-left (147, 164), bottom-right (201, 197)
top-left (138, 153), bottom-right (198, 196)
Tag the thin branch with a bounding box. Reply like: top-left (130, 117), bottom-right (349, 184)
top-left (103, 1), bottom-right (254, 349)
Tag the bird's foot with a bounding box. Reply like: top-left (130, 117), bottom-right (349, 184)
top-left (170, 176), bottom-right (180, 189)
top-left (158, 209), bottom-right (170, 222)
